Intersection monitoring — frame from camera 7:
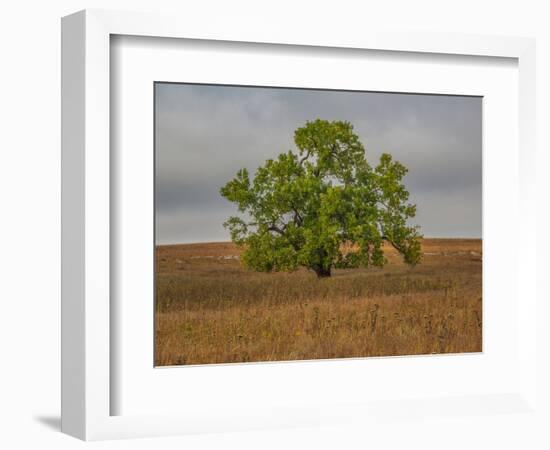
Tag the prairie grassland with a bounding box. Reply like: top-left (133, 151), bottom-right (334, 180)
top-left (155, 239), bottom-right (482, 366)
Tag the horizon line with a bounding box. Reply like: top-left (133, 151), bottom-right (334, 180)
top-left (156, 236), bottom-right (483, 247)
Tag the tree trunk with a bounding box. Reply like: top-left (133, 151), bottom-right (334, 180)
top-left (314, 266), bottom-right (332, 278)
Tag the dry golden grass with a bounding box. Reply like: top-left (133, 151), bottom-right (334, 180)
top-left (155, 239), bottom-right (482, 366)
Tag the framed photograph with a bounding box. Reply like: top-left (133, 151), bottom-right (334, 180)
top-left (61, 9), bottom-right (538, 441)
top-left (153, 82), bottom-right (483, 367)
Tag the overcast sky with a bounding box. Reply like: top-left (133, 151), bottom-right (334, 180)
top-left (155, 83), bottom-right (482, 245)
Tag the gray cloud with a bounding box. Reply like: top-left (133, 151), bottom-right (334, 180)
top-left (155, 83), bottom-right (481, 244)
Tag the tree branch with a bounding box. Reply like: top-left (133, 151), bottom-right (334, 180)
top-left (291, 205), bottom-right (303, 226)
top-left (268, 224), bottom-right (286, 235)
top-left (298, 149), bottom-right (311, 166)
top-left (382, 235), bottom-right (405, 254)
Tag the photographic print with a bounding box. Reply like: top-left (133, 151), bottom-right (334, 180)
top-left (154, 83), bottom-right (482, 366)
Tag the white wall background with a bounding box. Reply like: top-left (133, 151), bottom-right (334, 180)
top-left (0, 1), bottom-right (548, 449)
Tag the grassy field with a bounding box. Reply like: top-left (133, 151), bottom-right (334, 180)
top-left (155, 239), bottom-right (482, 366)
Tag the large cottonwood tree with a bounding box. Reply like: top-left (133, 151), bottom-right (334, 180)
top-left (220, 119), bottom-right (422, 278)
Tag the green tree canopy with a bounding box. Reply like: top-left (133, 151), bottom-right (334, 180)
top-left (220, 119), bottom-right (422, 278)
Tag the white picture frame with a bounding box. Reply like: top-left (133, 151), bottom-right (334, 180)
top-left (61, 9), bottom-right (538, 441)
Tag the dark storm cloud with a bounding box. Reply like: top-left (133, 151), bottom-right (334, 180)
top-left (155, 83), bottom-right (482, 244)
